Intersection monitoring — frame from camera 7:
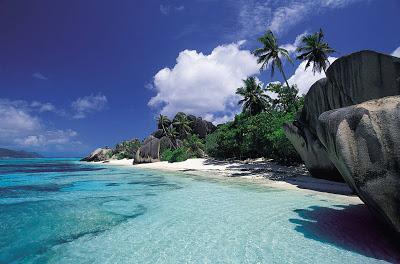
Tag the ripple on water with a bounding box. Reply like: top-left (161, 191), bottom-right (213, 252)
top-left (0, 158), bottom-right (399, 264)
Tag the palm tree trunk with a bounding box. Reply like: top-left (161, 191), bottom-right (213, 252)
top-left (323, 67), bottom-right (327, 76)
top-left (162, 124), bottom-right (176, 150)
top-left (280, 69), bottom-right (290, 88)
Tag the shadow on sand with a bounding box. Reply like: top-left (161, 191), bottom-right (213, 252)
top-left (290, 204), bottom-right (400, 262)
top-left (203, 158), bottom-right (353, 195)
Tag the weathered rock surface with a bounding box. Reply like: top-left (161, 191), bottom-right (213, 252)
top-left (134, 136), bottom-right (161, 163)
top-left (284, 121), bottom-right (342, 181)
top-left (187, 114), bottom-right (216, 138)
top-left (172, 112), bottom-right (216, 139)
top-left (152, 129), bottom-right (165, 139)
top-left (284, 50), bottom-right (400, 181)
top-left (317, 96), bottom-right (400, 235)
top-left (111, 138), bottom-right (141, 159)
top-left (81, 148), bottom-right (113, 162)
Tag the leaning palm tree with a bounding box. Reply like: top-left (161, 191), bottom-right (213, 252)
top-left (253, 30), bottom-right (293, 88)
top-left (157, 114), bottom-right (170, 135)
top-left (236, 76), bottom-right (270, 115)
top-left (157, 114), bottom-right (176, 148)
top-left (296, 28), bottom-right (335, 74)
top-left (173, 114), bottom-right (192, 138)
top-left (165, 125), bottom-right (178, 149)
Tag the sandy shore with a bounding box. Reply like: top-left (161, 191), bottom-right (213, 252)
top-left (94, 158), bottom-right (362, 203)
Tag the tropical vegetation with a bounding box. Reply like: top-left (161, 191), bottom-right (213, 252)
top-left (253, 30), bottom-right (293, 88)
top-left (296, 28), bottom-right (335, 74)
top-left (159, 27), bottom-right (333, 165)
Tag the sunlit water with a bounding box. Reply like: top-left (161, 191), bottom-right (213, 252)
top-left (0, 158), bottom-right (398, 263)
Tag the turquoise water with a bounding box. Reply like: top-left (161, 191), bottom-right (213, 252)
top-left (0, 158), bottom-right (398, 263)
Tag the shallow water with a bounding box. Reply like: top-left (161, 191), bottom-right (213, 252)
top-left (0, 158), bottom-right (398, 263)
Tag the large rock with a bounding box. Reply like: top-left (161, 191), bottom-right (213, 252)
top-left (112, 139), bottom-right (141, 159)
top-left (187, 114), bottom-right (216, 138)
top-left (172, 112), bottom-right (216, 139)
top-left (81, 148), bottom-right (113, 162)
top-left (317, 96), bottom-right (400, 236)
top-left (134, 136), bottom-right (161, 163)
top-left (284, 50), bottom-right (400, 181)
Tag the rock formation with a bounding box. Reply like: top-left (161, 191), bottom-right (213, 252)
top-left (284, 50), bottom-right (400, 181)
top-left (81, 147), bottom-right (113, 162)
top-left (134, 113), bottom-right (215, 163)
top-left (134, 136), bottom-right (161, 163)
top-left (317, 96), bottom-right (400, 235)
top-left (284, 50), bottom-right (400, 235)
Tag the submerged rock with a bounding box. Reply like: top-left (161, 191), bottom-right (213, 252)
top-left (81, 148), bottom-right (113, 162)
top-left (317, 96), bottom-right (400, 236)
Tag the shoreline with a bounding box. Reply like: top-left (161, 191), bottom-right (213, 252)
top-left (92, 158), bottom-right (362, 204)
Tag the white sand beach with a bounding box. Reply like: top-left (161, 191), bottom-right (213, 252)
top-left (94, 158), bottom-right (362, 203)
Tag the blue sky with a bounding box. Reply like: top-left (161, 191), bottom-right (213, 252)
top-left (1, 0), bottom-right (399, 157)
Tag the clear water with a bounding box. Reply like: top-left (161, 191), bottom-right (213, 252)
top-left (0, 158), bottom-right (398, 264)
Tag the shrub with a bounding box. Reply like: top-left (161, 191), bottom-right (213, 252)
top-left (205, 83), bottom-right (304, 165)
top-left (160, 149), bottom-right (174, 161)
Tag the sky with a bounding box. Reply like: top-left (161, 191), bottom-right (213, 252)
top-left (1, 0), bottom-right (399, 157)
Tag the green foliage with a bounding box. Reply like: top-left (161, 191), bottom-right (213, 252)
top-left (183, 134), bottom-right (205, 158)
top-left (157, 114), bottom-right (171, 130)
top-left (266, 83), bottom-right (304, 112)
top-left (160, 135), bottom-right (206, 163)
top-left (253, 30), bottom-right (293, 87)
top-left (160, 149), bottom-right (174, 161)
top-left (205, 83), bottom-right (303, 164)
top-left (236, 77), bottom-right (271, 115)
top-left (173, 113), bottom-right (193, 138)
top-left (113, 139), bottom-right (141, 159)
top-left (296, 28), bottom-right (335, 74)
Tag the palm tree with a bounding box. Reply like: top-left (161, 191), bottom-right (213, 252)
top-left (157, 114), bottom-right (176, 149)
top-left (236, 76), bottom-right (270, 115)
top-left (166, 125), bottom-right (178, 149)
top-left (173, 114), bottom-right (192, 138)
top-left (253, 30), bottom-right (293, 88)
top-left (157, 114), bottom-right (170, 135)
top-left (296, 28), bottom-right (335, 75)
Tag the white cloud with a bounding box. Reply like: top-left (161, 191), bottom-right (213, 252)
top-left (31, 101), bottom-right (56, 113)
top-left (288, 57), bottom-right (337, 95)
top-left (71, 94), bottom-right (107, 119)
top-left (32, 72), bottom-right (48, 80)
top-left (160, 4), bottom-right (170, 15)
top-left (237, 0), bottom-right (364, 38)
top-left (148, 41), bottom-right (259, 123)
top-left (160, 4), bottom-right (184, 15)
top-left (15, 129), bottom-right (78, 147)
top-left (0, 99), bottom-right (79, 150)
top-left (175, 5), bottom-right (185, 11)
top-left (269, 3), bottom-right (309, 35)
top-left (281, 31), bottom-right (309, 55)
top-left (392, 46), bottom-right (400, 57)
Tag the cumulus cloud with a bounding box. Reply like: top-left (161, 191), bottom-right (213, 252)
top-left (288, 57), bottom-right (337, 95)
top-left (32, 72), bottom-right (48, 80)
top-left (392, 46), bottom-right (400, 57)
top-left (71, 94), bottom-right (107, 119)
top-left (0, 99), bottom-right (79, 150)
top-left (237, 0), bottom-right (364, 38)
top-left (148, 41), bottom-right (259, 123)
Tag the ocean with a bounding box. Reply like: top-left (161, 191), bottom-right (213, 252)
top-left (0, 158), bottom-right (398, 263)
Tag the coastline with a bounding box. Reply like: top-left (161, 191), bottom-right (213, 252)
top-left (92, 158), bottom-right (362, 204)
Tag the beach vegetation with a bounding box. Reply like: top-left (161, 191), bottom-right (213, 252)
top-left (253, 30), bottom-right (293, 88)
top-left (296, 28), bottom-right (335, 74)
